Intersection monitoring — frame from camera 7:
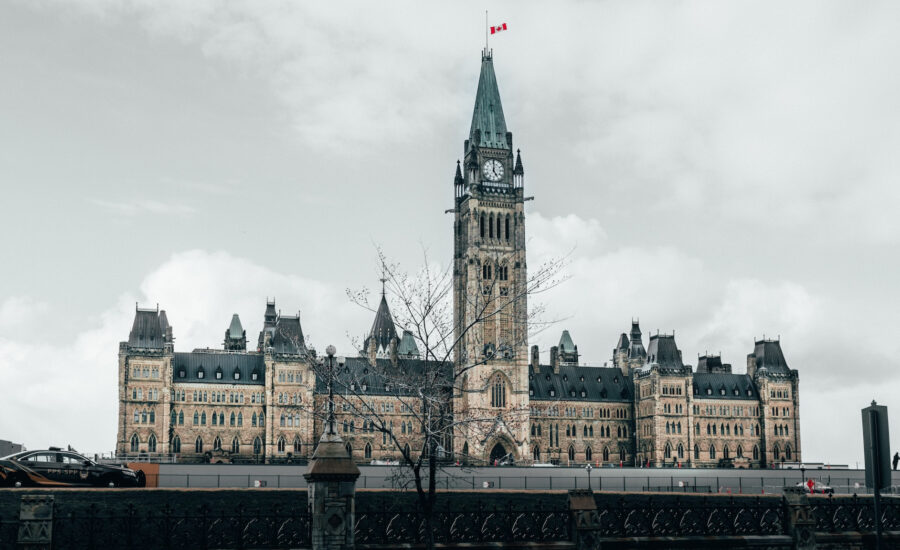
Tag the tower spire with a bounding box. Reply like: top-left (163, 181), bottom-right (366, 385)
top-left (469, 52), bottom-right (508, 151)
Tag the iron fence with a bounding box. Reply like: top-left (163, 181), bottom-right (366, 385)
top-left (593, 494), bottom-right (785, 538)
top-left (354, 499), bottom-right (570, 545)
top-left (810, 494), bottom-right (900, 533)
top-left (50, 501), bottom-right (310, 550)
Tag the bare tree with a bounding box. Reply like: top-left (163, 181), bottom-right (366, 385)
top-left (302, 247), bottom-right (565, 549)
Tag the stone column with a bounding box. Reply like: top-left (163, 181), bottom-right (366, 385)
top-left (17, 495), bottom-right (54, 549)
top-left (568, 489), bottom-right (601, 550)
top-left (783, 486), bottom-right (816, 550)
top-left (304, 346), bottom-right (360, 550)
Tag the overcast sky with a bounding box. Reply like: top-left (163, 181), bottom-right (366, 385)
top-left (1, 1), bottom-right (899, 466)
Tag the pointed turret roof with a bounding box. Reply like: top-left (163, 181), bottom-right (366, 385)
top-left (397, 329), bottom-right (420, 358)
top-left (227, 314), bottom-right (244, 340)
top-left (616, 333), bottom-right (630, 352)
top-left (454, 160), bottom-right (464, 184)
top-left (559, 330), bottom-right (576, 354)
top-left (366, 293), bottom-right (398, 352)
top-left (514, 149), bottom-right (524, 175)
top-left (469, 53), bottom-right (509, 150)
top-left (629, 320), bottom-right (646, 358)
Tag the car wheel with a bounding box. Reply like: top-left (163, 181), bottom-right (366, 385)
top-left (135, 471), bottom-right (146, 487)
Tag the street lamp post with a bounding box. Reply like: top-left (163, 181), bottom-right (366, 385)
top-left (585, 463), bottom-right (593, 490)
top-left (800, 466), bottom-right (806, 492)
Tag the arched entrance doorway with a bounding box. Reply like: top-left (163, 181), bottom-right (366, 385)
top-left (489, 442), bottom-right (508, 465)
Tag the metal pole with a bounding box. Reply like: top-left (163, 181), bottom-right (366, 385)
top-left (870, 409), bottom-right (883, 550)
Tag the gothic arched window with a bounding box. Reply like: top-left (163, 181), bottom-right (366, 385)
top-left (585, 446), bottom-right (592, 462)
top-left (148, 434), bottom-right (157, 453)
top-left (694, 444), bottom-right (700, 460)
top-left (364, 443), bottom-right (372, 459)
top-left (491, 374), bottom-right (506, 408)
top-left (172, 435), bottom-right (181, 454)
top-left (214, 436), bottom-right (222, 451)
top-left (201, 412), bottom-right (207, 426)
top-left (231, 437), bottom-right (240, 454)
top-left (753, 445), bottom-right (760, 460)
top-left (677, 443), bottom-right (684, 459)
top-left (230, 412), bottom-right (236, 426)
top-left (178, 411), bottom-right (184, 425)
top-left (505, 215), bottom-right (510, 240)
top-left (480, 213), bottom-right (485, 238)
top-left (130, 433), bottom-right (139, 453)
top-left (195, 436), bottom-right (203, 454)
top-left (568, 446), bottom-right (575, 461)
top-left (709, 445), bottom-right (716, 460)
top-left (664, 443), bottom-right (672, 459)
top-left (489, 214), bottom-right (494, 238)
top-left (603, 447), bottom-right (610, 462)
top-left (252, 412), bottom-right (257, 427)
top-left (237, 412), bottom-right (243, 427)
top-left (496, 215), bottom-right (501, 238)
top-left (253, 437), bottom-right (262, 455)
top-left (293, 436), bottom-right (301, 454)
top-left (277, 437), bottom-right (286, 453)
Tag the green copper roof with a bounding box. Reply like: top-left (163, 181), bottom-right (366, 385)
top-left (559, 330), bottom-right (576, 353)
top-left (227, 314), bottom-right (244, 339)
top-left (397, 329), bottom-right (420, 357)
top-left (469, 54), bottom-right (509, 150)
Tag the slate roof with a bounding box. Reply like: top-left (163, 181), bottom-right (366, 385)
top-left (317, 356), bottom-right (452, 397)
top-left (365, 295), bottom-right (398, 352)
top-left (751, 339), bottom-right (791, 375)
top-left (469, 53), bottom-right (509, 150)
top-left (173, 351), bottom-right (265, 385)
top-left (645, 334), bottom-right (684, 369)
top-left (615, 333), bottom-right (629, 352)
top-left (529, 364), bottom-right (633, 403)
top-left (128, 309), bottom-right (165, 348)
top-left (629, 321), bottom-right (646, 358)
top-left (271, 315), bottom-right (306, 355)
top-left (693, 373), bottom-right (758, 400)
top-left (513, 149), bottom-right (524, 175)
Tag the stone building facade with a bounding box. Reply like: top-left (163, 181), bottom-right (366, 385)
top-left (116, 51), bottom-right (801, 467)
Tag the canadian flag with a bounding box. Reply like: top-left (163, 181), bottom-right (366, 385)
top-left (490, 23), bottom-right (508, 34)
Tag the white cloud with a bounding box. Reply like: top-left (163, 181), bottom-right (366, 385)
top-left (0, 249), bottom-right (363, 454)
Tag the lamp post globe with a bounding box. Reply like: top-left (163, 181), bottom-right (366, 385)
top-left (326, 345), bottom-right (336, 357)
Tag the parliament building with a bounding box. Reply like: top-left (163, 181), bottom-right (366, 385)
top-left (116, 51), bottom-right (801, 468)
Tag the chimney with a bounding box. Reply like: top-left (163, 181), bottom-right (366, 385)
top-left (531, 345), bottom-right (539, 367)
top-left (389, 336), bottom-right (399, 367)
top-left (746, 354), bottom-right (757, 379)
top-left (367, 337), bottom-right (377, 366)
top-left (550, 346), bottom-right (559, 373)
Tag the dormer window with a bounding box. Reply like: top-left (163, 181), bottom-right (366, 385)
top-left (549, 389), bottom-right (555, 397)
top-left (580, 376), bottom-right (584, 382)
top-left (706, 388), bottom-right (711, 395)
top-left (361, 383), bottom-right (368, 392)
top-left (529, 388), bottom-right (534, 396)
top-left (733, 388), bottom-right (739, 396)
top-left (570, 390), bottom-right (575, 397)
top-left (234, 372), bottom-right (240, 380)
top-left (178, 369), bottom-right (185, 379)
top-left (613, 376), bottom-right (619, 384)
top-left (720, 388), bottom-right (726, 395)
top-left (216, 371), bottom-right (223, 380)
top-left (251, 371), bottom-right (259, 381)
top-left (197, 368), bottom-right (205, 379)
top-left (581, 390), bottom-right (586, 398)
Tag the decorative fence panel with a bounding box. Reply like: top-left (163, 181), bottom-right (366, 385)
top-left (354, 498), bottom-right (571, 545)
top-left (593, 494), bottom-right (785, 538)
top-left (50, 501), bottom-right (311, 550)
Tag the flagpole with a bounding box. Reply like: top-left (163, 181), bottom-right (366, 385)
top-left (485, 10), bottom-right (488, 54)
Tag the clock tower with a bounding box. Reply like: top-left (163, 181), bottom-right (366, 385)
top-left (452, 50), bottom-right (529, 464)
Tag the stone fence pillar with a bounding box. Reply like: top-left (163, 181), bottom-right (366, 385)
top-left (783, 487), bottom-right (816, 550)
top-left (568, 489), bottom-right (601, 549)
top-left (17, 494), bottom-right (54, 549)
top-left (304, 423), bottom-right (361, 550)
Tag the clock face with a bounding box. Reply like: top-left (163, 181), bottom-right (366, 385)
top-left (482, 159), bottom-right (504, 182)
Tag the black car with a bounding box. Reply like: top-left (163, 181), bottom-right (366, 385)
top-left (0, 448), bottom-right (144, 488)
